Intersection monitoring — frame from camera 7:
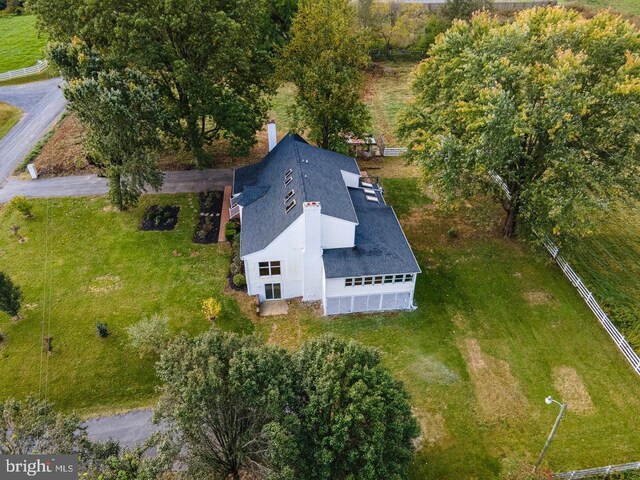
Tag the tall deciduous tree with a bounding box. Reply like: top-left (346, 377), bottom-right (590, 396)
top-left (31, 0), bottom-right (279, 164)
top-left (0, 397), bottom-right (83, 455)
top-left (280, 0), bottom-right (371, 151)
top-left (155, 331), bottom-right (298, 480)
top-left (53, 42), bottom-right (164, 210)
top-left (399, 7), bottom-right (640, 240)
top-left (0, 272), bottom-right (21, 318)
top-left (441, 0), bottom-right (493, 22)
top-left (292, 335), bottom-right (419, 480)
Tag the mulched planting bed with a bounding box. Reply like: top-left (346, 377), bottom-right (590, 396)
top-left (193, 191), bottom-right (223, 244)
top-left (140, 205), bottom-right (180, 231)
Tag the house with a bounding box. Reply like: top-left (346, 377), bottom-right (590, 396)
top-left (231, 125), bottom-right (421, 316)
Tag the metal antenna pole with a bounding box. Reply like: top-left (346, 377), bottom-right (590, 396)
top-left (536, 402), bottom-right (567, 469)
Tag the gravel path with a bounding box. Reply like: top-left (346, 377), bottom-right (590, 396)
top-left (0, 78), bottom-right (66, 187)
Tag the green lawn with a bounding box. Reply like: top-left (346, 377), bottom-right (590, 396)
top-left (0, 15), bottom-right (47, 73)
top-left (562, 0), bottom-right (640, 15)
top-left (257, 179), bottom-right (640, 478)
top-left (0, 101), bottom-right (21, 140)
top-left (0, 195), bottom-right (253, 415)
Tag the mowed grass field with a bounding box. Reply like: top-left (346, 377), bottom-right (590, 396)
top-left (0, 194), bottom-right (253, 415)
top-left (563, 0), bottom-right (640, 16)
top-left (0, 15), bottom-right (47, 73)
top-left (0, 101), bottom-right (21, 140)
top-left (255, 176), bottom-right (640, 478)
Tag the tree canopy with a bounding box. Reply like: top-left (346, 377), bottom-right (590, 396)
top-left (54, 43), bottom-right (164, 210)
top-left (31, 0), bottom-right (286, 164)
top-left (155, 331), bottom-right (419, 480)
top-left (399, 7), bottom-right (640, 241)
top-left (280, 0), bottom-right (371, 151)
top-left (0, 272), bottom-right (21, 318)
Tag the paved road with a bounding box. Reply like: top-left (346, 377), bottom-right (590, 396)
top-left (85, 409), bottom-right (160, 448)
top-left (0, 169), bottom-right (234, 203)
top-left (0, 78), bottom-right (66, 187)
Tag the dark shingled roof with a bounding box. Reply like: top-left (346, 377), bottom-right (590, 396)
top-left (233, 133), bottom-right (360, 256)
top-left (322, 188), bottom-right (421, 278)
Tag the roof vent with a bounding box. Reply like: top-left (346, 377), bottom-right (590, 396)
top-left (284, 168), bottom-right (293, 178)
top-left (285, 199), bottom-right (296, 213)
top-left (285, 176), bottom-right (293, 187)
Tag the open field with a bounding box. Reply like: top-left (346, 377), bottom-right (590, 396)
top-left (0, 194), bottom-right (252, 415)
top-left (0, 100), bottom-right (21, 140)
top-left (254, 178), bottom-right (640, 478)
top-left (563, 0), bottom-right (640, 16)
top-left (561, 203), bottom-right (640, 349)
top-left (0, 15), bottom-right (47, 73)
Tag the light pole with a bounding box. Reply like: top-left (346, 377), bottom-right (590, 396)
top-left (535, 396), bottom-right (568, 470)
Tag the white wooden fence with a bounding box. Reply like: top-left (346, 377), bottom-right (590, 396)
top-left (490, 172), bottom-right (640, 376)
top-left (553, 461), bottom-right (640, 479)
top-left (0, 60), bottom-right (49, 82)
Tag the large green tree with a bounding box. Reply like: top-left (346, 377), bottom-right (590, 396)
top-left (280, 0), bottom-right (371, 151)
top-left (0, 397), bottom-right (83, 455)
top-left (399, 7), bottom-right (640, 240)
top-left (155, 330), bottom-right (298, 480)
top-left (52, 42), bottom-right (164, 210)
top-left (0, 272), bottom-right (21, 318)
top-left (292, 335), bottom-right (419, 480)
top-left (440, 0), bottom-right (493, 23)
top-left (31, 0), bottom-right (281, 164)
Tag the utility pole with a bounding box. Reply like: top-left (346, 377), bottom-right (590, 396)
top-left (536, 396), bottom-right (568, 470)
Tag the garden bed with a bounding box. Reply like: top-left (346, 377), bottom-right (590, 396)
top-left (140, 205), bottom-right (180, 231)
top-left (193, 191), bottom-right (223, 244)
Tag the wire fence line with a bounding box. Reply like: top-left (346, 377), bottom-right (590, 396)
top-left (0, 60), bottom-right (49, 82)
top-left (553, 461), bottom-right (640, 479)
top-left (490, 172), bottom-right (640, 376)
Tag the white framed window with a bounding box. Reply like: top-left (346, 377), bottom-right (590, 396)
top-left (384, 275), bottom-right (394, 284)
top-left (364, 277), bottom-right (373, 285)
top-left (395, 274), bottom-right (404, 283)
top-left (345, 278), bottom-right (353, 287)
top-left (259, 261), bottom-right (281, 277)
top-left (374, 276), bottom-right (383, 285)
top-left (284, 169), bottom-right (292, 178)
top-left (404, 274), bottom-right (414, 282)
top-left (354, 277), bottom-right (363, 286)
top-left (285, 176), bottom-right (293, 187)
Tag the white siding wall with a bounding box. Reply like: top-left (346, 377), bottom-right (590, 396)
top-left (323, 276), bottom-right (417, 315)
top-left (303, 203), bottom-right (324, 301)
top-left (243, 216), bottom-right (305, 302)
top-left (321, 215), bottom-right (356, 249)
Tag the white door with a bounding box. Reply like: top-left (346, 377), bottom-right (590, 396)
top-left (265, 283), bottom-right (282, 300)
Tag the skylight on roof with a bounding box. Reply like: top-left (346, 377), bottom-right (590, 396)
top-left (366, 195), bottom-right (379, 203)
top-left (285, 199), bottom-right (296, 213)
top-left (284, 189), bottom-right (295, 203)
top-left (362, 182), bottom-right (373, 188)
top-left (364, 188), bottom-right (375, 195)
top-left (285, 168), bottom-right (293, 178)
top-left (285, 176), bottom-right (293, 187)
